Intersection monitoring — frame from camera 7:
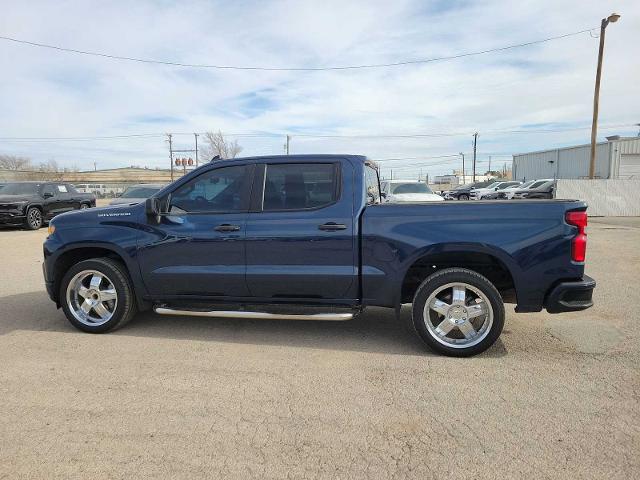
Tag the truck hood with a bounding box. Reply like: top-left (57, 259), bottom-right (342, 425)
top-left (50, 203), bottom-right (143, 228)
top-left (389, 193), bottom-right (444, 202)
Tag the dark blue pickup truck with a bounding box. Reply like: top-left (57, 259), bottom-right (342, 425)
top-left (43, 155), bottom-right (594, 356)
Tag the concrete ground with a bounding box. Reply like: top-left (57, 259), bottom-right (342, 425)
top-left (0, 218), bottom-right (638, 479)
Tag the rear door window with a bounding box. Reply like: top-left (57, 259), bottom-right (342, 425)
top-left (262, 163), bottom-right (338, 211)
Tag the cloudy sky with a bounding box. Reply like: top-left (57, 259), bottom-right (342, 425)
top-left (0, 0), bottom-right (638, 178)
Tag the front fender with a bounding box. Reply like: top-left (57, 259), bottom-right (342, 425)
top-left (44, 225), bottom-right (149, 309)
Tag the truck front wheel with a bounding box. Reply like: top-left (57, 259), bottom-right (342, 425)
top-left (412, 268), bottom-right (505, 357)
top-left (60, 258), bottom-right (137, 333)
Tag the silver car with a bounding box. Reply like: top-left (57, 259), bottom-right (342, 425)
top-left (109, 184), bottom-right (165, 206)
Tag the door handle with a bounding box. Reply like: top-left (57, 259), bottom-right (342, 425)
top-left (214, 224), bottom-right (241, 232)
top-left (318, 222), bottom-right (347, 231)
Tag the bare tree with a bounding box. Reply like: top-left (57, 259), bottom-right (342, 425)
top-left (199, 130), bottom-right (243, 161)
top-left (0, 154), bottom-right (31, 171)
top-left (36, 159), bottom-right (64, 180)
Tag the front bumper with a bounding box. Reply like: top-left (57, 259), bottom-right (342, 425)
top-left (544, 275), bottom-right (596, 313)
top-left (0, 211), bottom-right (26, 226)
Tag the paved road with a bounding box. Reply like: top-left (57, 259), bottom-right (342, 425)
top-left (0, 219), bottom-right (638, 479)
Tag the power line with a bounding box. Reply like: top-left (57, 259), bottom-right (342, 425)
top-left (0, 122), bottom-right (634, 143)
top-left (0, 28), bottom-right (596, 71)
top-left (374, 154), bottom-right (462, 162)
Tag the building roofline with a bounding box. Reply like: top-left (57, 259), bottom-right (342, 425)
top-left (513, 136), bottom-right (639, 157)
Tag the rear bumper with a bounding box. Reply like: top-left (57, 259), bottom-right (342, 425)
top-left (544, 275), bottom-right (596, 313)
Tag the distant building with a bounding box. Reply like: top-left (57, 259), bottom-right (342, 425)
top-left (433, 174), bottom-right (459, 185)
top-left (62, 167), bottom-right (186, 184)
top-left (512, 136), bottom-right (640, 181)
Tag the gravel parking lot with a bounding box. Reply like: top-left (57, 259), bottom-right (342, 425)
top-left (0, 217), bottom-right (638, 479)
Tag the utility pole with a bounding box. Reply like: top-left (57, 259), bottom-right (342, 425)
top-left (472, 132), bottom-right (478, 182)
top-left (93, 161), bottom-right (97, 171)
top-left (167, 133), bottom-right (174, 182)
top-left (419, 168), bottom-right (423, 182)
top-left (459, 152), bottom-right (465, 184)
top-left (589, 13), bottom-right (621, 179)
top-left (194, 133), bottom-right (199, 167)
top-left (488, 155), bottom-right (492, 174)
top-left (285, 135), bottom-right (290, 155)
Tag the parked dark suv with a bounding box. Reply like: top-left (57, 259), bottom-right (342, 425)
top-left (0, 182), bottom-right (96, 230)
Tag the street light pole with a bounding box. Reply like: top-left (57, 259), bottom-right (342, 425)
top-left (194, 133), bottom-right (199, 167)
top-left (589, 13), bottom-right (620, 179)
top-left (472, 132), bottom-right (478, 183)
top-left (167, 133), bottom-right (174, 182)
top-left (459, 152), bottom-right (465, 184)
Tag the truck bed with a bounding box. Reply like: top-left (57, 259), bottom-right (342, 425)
top-left (361, 199), bottom-right (587, 311)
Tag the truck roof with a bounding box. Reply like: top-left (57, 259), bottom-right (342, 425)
top-left (206, 154), bottom-right (369, 166)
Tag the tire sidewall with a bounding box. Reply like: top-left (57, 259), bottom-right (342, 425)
top-left (459, 194), bottom-right (469, 201)
top-left (412, 269), bottom-right (505, 357)
top-left (60, 259), bottom-right (132, 333)
top-left (25, 207), bottom-right (42, 230)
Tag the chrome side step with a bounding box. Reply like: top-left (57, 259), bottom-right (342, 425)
top-left (153, 307), bottom-right (354, 321)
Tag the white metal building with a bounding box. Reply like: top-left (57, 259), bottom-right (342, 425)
top-left (512, 136), bottom-right (640, 180)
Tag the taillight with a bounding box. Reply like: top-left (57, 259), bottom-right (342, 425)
top-left (566, 211), bottom-right (587, 262)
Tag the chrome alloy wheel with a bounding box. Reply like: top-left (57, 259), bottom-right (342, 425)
top-left (423, 282), bottom-right (493, 349)
top-left (66, 270), bottom-right (118, 326)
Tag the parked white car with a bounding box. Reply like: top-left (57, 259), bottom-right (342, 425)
top-left (498, 179), bottom-right (554, 199)
top-left (497, 180), bottom-right (537, 199)
top-left (470, 181), bottom-right (521, 200)
top-left (380, 180), bottom-right (444, 202)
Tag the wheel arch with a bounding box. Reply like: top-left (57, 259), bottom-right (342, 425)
top-left (399, 243), bottom-right (519, 305)
top-left (26, 203), bottom-right (44, 213)
top-left (51, 244), bottom-right (150, 310)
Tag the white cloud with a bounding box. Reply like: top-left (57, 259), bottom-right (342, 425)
top-left (0, 0), bottom-right (638, 177)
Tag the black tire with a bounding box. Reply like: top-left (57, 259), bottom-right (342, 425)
top-left (24, 207), bottom-right (43, 230)
top-left (411, 268), bottom-right (505, 357)
top-left (458, 194), bottom-right (469, 201)
top-left (60, 257), bottom-right (137, 333)
top-left (80, 203), bottom-right (90, 210)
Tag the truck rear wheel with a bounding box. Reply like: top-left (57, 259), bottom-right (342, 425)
top-left (412, 268), bottom-right (504, 357)
top-left (60, 258), bottom-right (137, 333)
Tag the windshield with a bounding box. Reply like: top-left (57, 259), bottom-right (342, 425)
top-left (485, 182), bottom-right (501, 189)
top-left (496, 182), bottom-right (518, 190)
top-left (517, 180), bottom-right (536, 189)
top-left (121, 186), bottom-right (161, 198)
top-left (1, 183), bottom-right (39, 195)
top-left (390, 183), bottom-right (433, 194)
top-left (528, 181), bottom-right (548, 189)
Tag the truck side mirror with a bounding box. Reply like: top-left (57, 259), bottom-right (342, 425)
top-left (145, 198), bottom-right (161, 223)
